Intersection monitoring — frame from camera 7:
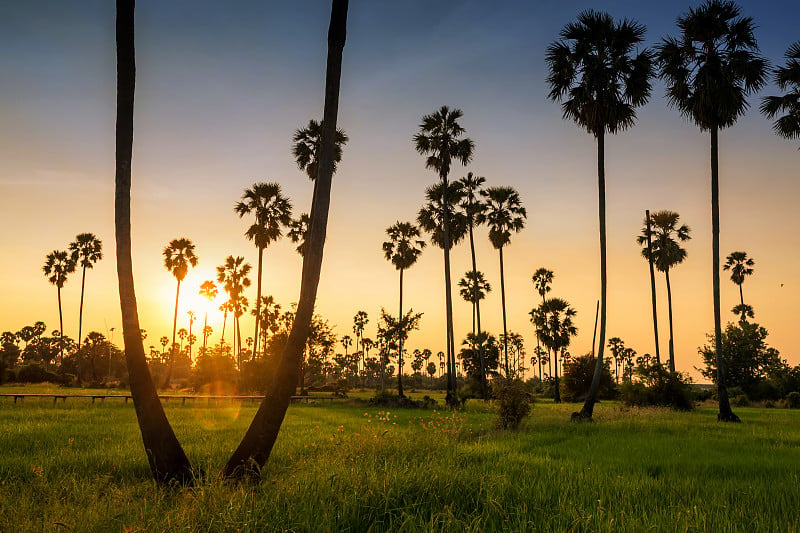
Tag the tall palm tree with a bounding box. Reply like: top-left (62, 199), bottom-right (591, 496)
top-left (113, 0), bottom-right (192, 484)
top-left (162, 238), bottom-right (197, 388)
top-left (287, 213), bottom-right (310, 256)
top-left (216, 256), bottom-right (251, 366)
top-left (723, 251), bottom-right (755, 321)
top-left (458, 270), bottom-right (491, 334)
top-left (643, 210), bottom-right (661, 365)
top-left (658, 0), bottom-right (766, 422)
top-left (218, 300), bottom-right (234, 346)
top-left (546, 10), bottom-right (653, 420)
top-left (413, 106), bottom-right (474, 404)
top-left (761, 41), bottom-right (800, 148)
top-left (224, 0), bottom-right (349, 481)
top-left (235, 182), bottom-right (292, 361)
top-left (637, 210), bottom-right (691, 373)
top-left (68, 233), bottom-right (103, 357)
top-left (531, 267), bottom-right (554, 379)
top-left (198, 280), bottom-right (217, 355)
top-left (478, 186), bottom-right (526, 376)
top-left (43, 250), bottom-right (75, 365)
top-left (530, 297), bottom-right (578, 403)
top-left (352, 310), bottom-right (368, 380)
top-left (382, 221), bottom-right (426, 397)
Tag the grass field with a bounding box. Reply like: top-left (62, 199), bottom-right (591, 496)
top-left (1, 387), bottom-right (798, 532)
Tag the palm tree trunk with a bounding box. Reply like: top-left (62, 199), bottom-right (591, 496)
top-left (114, 0), bottom-right (192, 484)
top-left (499, 246), bottom-right (509, 377)
top-left (397, 267), bottom-right (404, 397)
top-left (665, 268), bottom-right (675, 373)
top-left (577, 130), bottom-right (608, 420)
top-left (78, 265), bottom-right (87, 355)
top-left (57, 286), bottom-right (64, 367)
top-left (202, 312), bottom-right (208, 355)
top-left (221, 309), bottom-right (227, 345)
top-left (470, 223), bottom-right (487, 399)
top-left (645, 210), bottom-right (661, 364)
top-left (552, 347), bottom-right (560, 403)
top-left (591, 299), bottom-right (598, 358)
top-left (441, 183), bottom-right (457, 402)
top-left (223, 0), bottom-right (348, 481)
top-left (253, 247), bottom-right (264, 361)
top-left (738, 284), bottom-right (746, 322)
top-left (164, 279), bottom-right (181, 388)
top-left (711, 126), bottom-right (739, 422)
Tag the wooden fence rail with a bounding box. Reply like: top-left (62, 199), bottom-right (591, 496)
top-left (0, 393), bottom-right (337, 406)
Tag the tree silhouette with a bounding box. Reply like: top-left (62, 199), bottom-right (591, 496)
top-left (235, 182), bottom-right (292, 361)
top-left (531, 267), bottom-right (554, 379)
top-left (477, 185), bottom-right (526, 377)
top-left (43, 250), bottom-right (75, 366)
top-left (198, 280), bottom-right (218, 355)
top-left (637, 210), bottom-right (691, 373)
top-left (761, 41), bottom-right (800, 148)
top-left (162, 238), bottom-right (197, 388)
top-left (658, 0), bottom-right (766, 422)
top-left (458, 270), bottom-right (491, 332)
top-left (68, 233), bottom-right (102, 366)
top-left (216, 256), bottom-right (251, 367)
top-left (287, 213), bottom-right (310, 256)
top-left (224, 0), bottom-right (349, 481)
top-left (530, 297), bottom-right (578, 403)
top-left (723, 251), bottom-right (755, 322)
top-left (547, 10), bottom-right (653, 420)
top-left (352, 310), bottom-right (368, 381)
top-left (113, 0), bottom-right (192, 484)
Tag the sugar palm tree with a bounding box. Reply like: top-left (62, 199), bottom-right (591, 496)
top-left (352, 310), bottom-right (368, 380)
top-left (637, 211), bottom-right (691, 373)
top-left (531, 267), bottom-right (554, 379)
top-left (198, 280), bottom-right (217, 355)
top-left (235, 182), bottom-right (292, 360)
top-left (530, 297), bottom-right (578, 403)
top-left (761, 42), bottom-right (800, 148)
top-left (478, 186), bottom-right (526, 376)
top-left (383, 221), bottom-right (426, 396)
top-left (546, 10), bottom-right (653, 420)
top-left (43, 250), bottom-right (75, 365)
top-left (224, 0), bottom-right (349, 482)
top-left (68, 233), bottom-right (103, 359)
top-left (723, 251), bottom-right (755, 322)
top-left (657, 0), bottom-right (766, 422)
top-left (287, 213), bottom-right (310, 256)
top-left (113, 0), bottom-right (192, 484)
top-left (216, 255), bottom-right (251, 365)
top-left (162, 238), bottom-right (197, 388)
top-left (218, 299), bottom-right (234, 346)
top-left (458, 270), bottom-right (491, 334)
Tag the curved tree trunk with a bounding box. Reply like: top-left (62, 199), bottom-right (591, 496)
top-left (711, 126), bottom-right (739, 422)
top-left (253, 247), bottom-right (264, 361)
top-left (645, 210), bottom-right (661, 364)
top-left (665, 268), bottom-right (675, 373)
top-left (114, 0), bottom-right (193, 484)
top-left (576, 130), bottom-right (607, 421)
top-left (591, 300), bottom-right (598, 358)
top-left (499, 246), bottom-right (509, 376)
top-left (397, 267), bottom-right (404, 397)
top-left (223, 0), bottom-right (349, 481)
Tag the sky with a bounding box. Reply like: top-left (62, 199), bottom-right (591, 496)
top-left (1, 0), bottom-right (798, 380)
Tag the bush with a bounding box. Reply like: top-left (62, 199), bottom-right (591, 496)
top-left (561, 353), bottom-right (617, 402)
top-left (15, 362), bottom-right (62, 384)
top-left (732, 394), bottom-right (750, 407)
top-left (368, 390), bottom-right (433, 409)
top-left (619, 364), bottom-right (694, 411)
top-left (692, 387), bottom-right (714, 402)
top-left (492, 377), bottom-right (532, 430)
top-left (786, 392), bottom-right (800, 409)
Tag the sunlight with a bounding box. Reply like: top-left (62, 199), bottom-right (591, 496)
top-left (191, 381), bottom-right (242, 430)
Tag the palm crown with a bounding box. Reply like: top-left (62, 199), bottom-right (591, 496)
top-left (234, 182), bottom-right (293, 250)
top-left (761, 41), bottom-right (800, 146)
top-left (457, 172), bottom-right (486, 222)
top-left (216, 256), bottom-right (252, 298)
top-left (637, 210), bottom-right (691, 272)
top-left (199, 280), bottom-right (218, 301)
top-left (163, 238), bottom-right (198, 283)
top-left (292, 119), bottom-right (349, 181)
top-left (413, 106), bottom-right (475, 180)
top-left (530, 297), bottom-right (578, 355)
top-left (458, 271), bottom-right (491, 303)
top-left (69, 233), bottom-right (103, 268)
top-left (287, 213), bottom-right (310, 256)
top-left (477, 186), bottom-right (526, 249)
top-left (382, 222), bottom-right (426, 271)
top-left (723, 251), bottom-right (754, 286)
top-left (417, 181), bottom-right (469, 249)
top-left (532, 268), bottom-right (554, 299)
top-left (43, 250), bottom-right (75, 288)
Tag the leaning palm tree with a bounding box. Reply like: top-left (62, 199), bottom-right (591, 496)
top-left (723, 251), bottom-right (755, 322)
top-left (416, 179), bottom-right (469, 400)
top-left (382, 221), bottom-right (426, 397)
top-left (225, 0), bottom-right (349, 481)
top-left (546, 10), bottom-right (653, 420)
top-left (658, 0), bottom-right (766, 422)
top-left (198, 280), bottom-right (217, 355)
top-left (235, 182), bottom-right (292, 360)
top-left (113, 0), bottom-right (192, 484)
top-left (43, 250), bottom-right (75, 365)
top-left (162, 238), bottom-right (197, 388)
top-left (761, 42), bottom-right (800, 148)
top-left (531, 267), bottom-right (554, 379)
top-left (68, 233), bottom-right (103, 357)
top-left (478, 186), bottom-right (526, 376)
top-left (637, 210), bottom-right (691, 373)
top-left (530, 297), bottom-right (578, 403)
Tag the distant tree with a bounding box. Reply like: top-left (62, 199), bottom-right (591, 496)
top-left (379, 308), bottom-right (422, 393)
top-left (352, 310), bottom-right (368, 378)
top-left (287, 213), bottom-right (310, 257)
top-left (426, 361), bottom-right (437, 378)
top-left (216, 256), bottom-right (251, 367)
top-left (531, 268), bottom-right (554, 379)
top-left (414, 105), bottom-right (474, 404)
top-left (658, 0), bottom-right (767, 422)
top-left (458, 271), bottom-right (491, 334)
top-left (531, 297), bottom-right (578, 403)
top-left (198, 280), bottom-right (218, 354)
top-left (235, 182), bottom-right (292, 360)
top-left (761, 41), bottom-right (800, 148)
top-left (562, 353), bottom-right (617, 403)
top-left (162, 238), bottom-right (197, 387)
top-left (547, 10), bottom-right (653, 419)
top-left (459, 332), bottom-right (500, 388)
top-left (723, 251), bottom-right (755, 323)
top-left (500, 331), bottom-right (526, 378)
top-left (43, 250), bottom-right (75, 366)
top-left (69, 233), bottom-right (103, 362)
top-left (607, 337), bottom-right (626, 383)
top-left (383, 221), bottom-right (426, 396)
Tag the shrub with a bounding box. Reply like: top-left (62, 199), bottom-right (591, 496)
top-left (369, 390), bottom-right (431, 409)
top-left (15, 362), bottom-right (61, 384)
top-left (492, 377), bottom-right (532, 430)
top-left (619, 364), bottom-right (694, 411)
top-left (561, 353), bottom-right (617, 402)
top-left (732, 394), bottom-right (750, 407)
top-left (786, 392), bottom-right (800, 409)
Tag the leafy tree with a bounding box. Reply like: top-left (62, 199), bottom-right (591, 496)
top-left (547, 10), bottom-right (653, 419)
top-left (478, 186), bottom-right (526, 376)
top-left (562, 353), bottom-right (616, 403)
top-left (657, 0), bottom-right (767, 422)
top-left (530, 297), bottom-right (578, 403)
top-left (723, 251), bottom-right (755, 323)
top-left (414, 106), bottom-right (474, 404)
top-left (235, 182), bottom-right (292, 360)
top-left (383, 221), bottom-right (426, 396)
top-left (378, 308), bottom-right (423, 396)
top-left (162, 238), bottom-right (197, 387)
top-left (637, 210), bottom-right (691, 372)
top-left (43, 250), bottom-right (75, 366)
top-left (761, 41), bottom-right (800, 148)
top-left (198, 280), bottom-right (218, 354)
top-left (69, 232), bottom-right (103, 363)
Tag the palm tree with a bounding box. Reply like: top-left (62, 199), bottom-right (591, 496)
top-left (287, 213), bottom-right (310, 256)
top-left (198, 280), bottom-right (217, 355)
top-left (413, 106), bottom-right (474, 404)
top-left (531, 267), bottom-right (554, 379)
top-left (637, 210), bottom-right (691, 373)
top-left (657, 0), bottom-right (766, 422)
top-left (530, 297), bottom-right (578, 403)
top-left (546, 10), bottom-right (653, 420)
top-left (723, 251), bottom-right (755, 322)
top-left (186, 311), bottom-right (196, 360)
top-left (113, 0), bottom-right (192, 484)
top-left (162, 238), bottom-right (197, 388)
top-left (643, 209), bottom-right (661, 365)
top-left (352, 310), bottom-right (368, 380)
top-left (761, 42), bottom-right (800, 148)
top-left (235, 182), bottom-right (292, 361)
top-left (43, 250), bottom-right (75, 365)
top-left (382, 221), bottom-right (426, 397)
top-left (478, 186), bottom-right (526, 377)
top-left (292, 119), bottom-right (349, 182)
top-left (224, 0), bottom-right (349, 481)
top-left (68, 233), bottom-right (103, 360)
top-left (219, 299), bottom-right (234, 345)
top-left (216, 256), bottom-right (251, 366)
top-left (458, 270), bottom-right (491, 334)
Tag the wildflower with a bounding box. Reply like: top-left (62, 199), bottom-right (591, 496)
top-left (68, 437), bottom-right (74, 445)
top-left (32, 465), bottom-right (44, 477)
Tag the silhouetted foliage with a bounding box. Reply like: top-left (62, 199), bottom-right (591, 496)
top-left (492, 377), bottom-right (532, 430)
top-left (761, 41), bottom-right (800, 147)
top-left (561, 353), bottom-right (617, 403)
top-left (619, 364), bottom-right (695, 411)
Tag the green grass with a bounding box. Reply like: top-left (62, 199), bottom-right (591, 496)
top-left (1, 388), bottom-right (799, 532)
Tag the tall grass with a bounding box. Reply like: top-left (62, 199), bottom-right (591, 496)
top-left (1, 394), bottom-right (798, 532)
